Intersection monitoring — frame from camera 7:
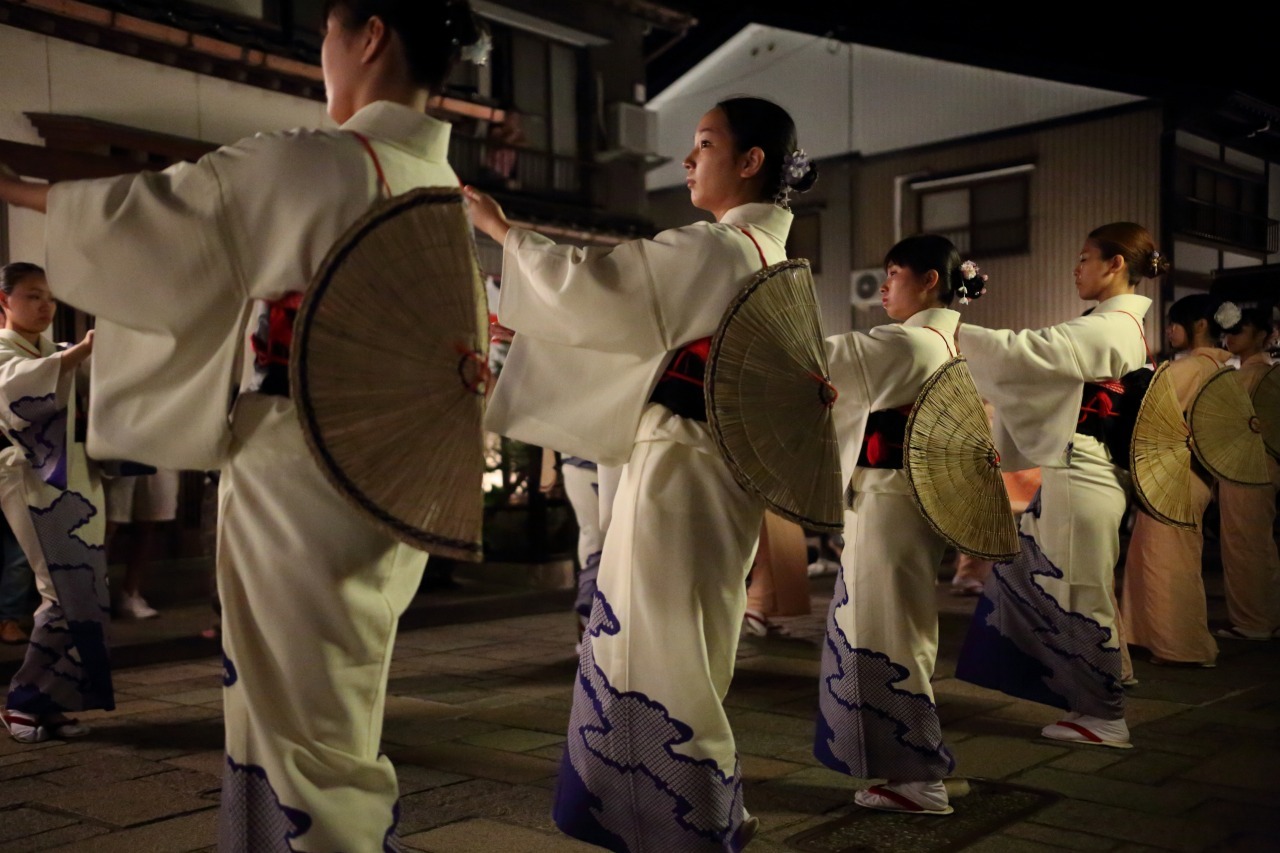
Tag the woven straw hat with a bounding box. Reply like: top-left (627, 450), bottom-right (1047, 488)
top-left (1251, 363), bottom-right (1280, 460)
top-left (1130, 361), bottom-right (1198, 529)
top-left (705, 258), bottom-right (843, 531)
top-left (903, 357), bottom-right (1019, 561)
top-left (291, 187), bottom-right (490, 561)
top-left (1189, 367), bottom-right (1270, 486)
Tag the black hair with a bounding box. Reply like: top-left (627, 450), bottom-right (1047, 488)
top-left (883, 234), bottom-right (985, 307)
top-left (0, 262), bottom-right (44, 296)
top-left (1087, 222), bottom-right (1170, 286)
top-left (324, 0), bottom-right (486, 93)
top-left (1168, 293), bottom-right (1228, 340)
top-left (714, 97), bottom-right (818, 204)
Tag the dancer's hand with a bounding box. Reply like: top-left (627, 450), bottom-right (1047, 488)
top-left (463, 186), bottom-right (511, 244)
top-left (0, 163), bottom-right (49, 213)
top-left (59, 329), bottom-right (94, 374)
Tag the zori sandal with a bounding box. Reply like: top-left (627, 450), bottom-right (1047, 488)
top-left (1040, 712), bottom-right (1132, 749)
top-left (854, 781), bottom-right (954, 815)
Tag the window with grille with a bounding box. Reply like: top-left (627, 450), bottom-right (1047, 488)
top-left (914, 166), bottom-right (1031, 257)
top-left (1173, 151), bottom-right (1277, 255)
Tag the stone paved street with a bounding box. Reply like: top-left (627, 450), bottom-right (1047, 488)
top-left (0, 572), bottom-right (1277, 852)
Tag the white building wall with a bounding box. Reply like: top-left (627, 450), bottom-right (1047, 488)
top-left (646, 24), bottom-right (1141, 191)
top-left (1, 23), bottom-right (330, 263)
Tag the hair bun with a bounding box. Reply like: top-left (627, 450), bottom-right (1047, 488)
top-left (791, 161), bottom-right (819, 194)
top-left (443, 1), bottom-right (485, 54)
top-left (1146, 249), bottom-right (1171, 278)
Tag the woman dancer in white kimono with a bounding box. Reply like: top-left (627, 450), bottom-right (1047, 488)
top-left (816, 235), bottom-right (979, 815)
top-left (0, 263), bottom-right (103, 744)
top-left (954, 222), bottom-right (1160, 749)
top-left (467, 97), bottom-right (816, 852)
top-left (1216, 307), bottom-right (1280, 641)
top-left (1121, 295), bottom-right (1238, 667)
top-left (0, 2), bottom-right (489, 849)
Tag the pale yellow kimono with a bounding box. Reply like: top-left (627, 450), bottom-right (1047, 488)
top-left (44, 101), bottom-right (455, 853)
top-left (815, 308), bottom-right (960, 783)
top-left (1217, 353), bottom-right (1280, 636)
top-left (487, 202), bottom-right (791, 852)
top-left (1122, 347), bottom-right (1233, 664)
top-left (955, 293), bottom-right (1151, 720)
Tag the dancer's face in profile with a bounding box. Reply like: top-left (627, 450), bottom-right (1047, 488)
top-left (1074, 239), bottom-right (1124, 302)
top-left (880, 262), bottom-right (938, 322)
top-left (682, 108), bottom-right (762, 220)
top-left (1224, 322), bottom-right (1268, 358)
top-left (0, 274), bottom-right (56, 336)
top-left (1166, 320), bottom-right (1190, 352)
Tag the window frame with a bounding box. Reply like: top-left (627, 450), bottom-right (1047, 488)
top-left (913, 164), bottom-right (1033, 258)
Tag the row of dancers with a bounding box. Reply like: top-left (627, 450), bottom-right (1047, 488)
top-left (0, 2), bottom-right (1274, 850)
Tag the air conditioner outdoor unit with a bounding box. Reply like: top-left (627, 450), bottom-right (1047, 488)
top-left (850, 267), bottom-right (884, 309)
top-left (606, 102), bottom-right (657, 156)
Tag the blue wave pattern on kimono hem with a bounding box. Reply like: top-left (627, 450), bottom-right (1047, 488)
top-left (554, 590), bottom-right (748, 853)
top-left (816, 569), bottom-right (955, 781)
top-left (219, 756), bottom-right (313, 853)
top-left (8, 394), bottom-right (68, 490)
top-left (954, 492), bottom-right (1124, 719)
top-left (5, 490), bottom-right (112, 714)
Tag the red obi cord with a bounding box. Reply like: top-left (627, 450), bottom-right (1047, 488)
top-left (660, 337), bottom-right (713, 387)
top-left (251, 292), bottom-right (304, 369)
top-left (1078, 380), bottom-right (1125, 425)
top-left (858, 405), bottom-right (913, 469)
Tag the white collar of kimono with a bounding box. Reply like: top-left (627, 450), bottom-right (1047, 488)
top-left (341, 101), bottom-right (451, 163)
top-left (1091, 292), bottom-right (1152, 316)
top-left (0, 328), bottom-right (54, 357)
top-left (718, 202), bottom-right (794, 245)
top-left (902, 307), bottom-right (959, 332)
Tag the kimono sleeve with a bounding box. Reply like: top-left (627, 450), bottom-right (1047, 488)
top-left (44, 155), bottom-right (251, 470)
top-left (958, 323), bottom-right (1085, 403)
top-left (499, 222), bottom-right (747, 355)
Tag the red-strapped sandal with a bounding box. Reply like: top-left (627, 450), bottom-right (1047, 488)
top-left (1, 709), bottom-right (47, 744)
top-left (854, 782), bottom-right (954, 815)
top-left (1040, 712), bottom-right (1132, 749)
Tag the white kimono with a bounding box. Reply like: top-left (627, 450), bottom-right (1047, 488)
top-left (44, 101), bottom-right (453, 853)
top-left (1217, 353), bottom-right (1280, 637)
top-left (487, 202), bottom-right (791, 852)
top-left (954, 293), bottom-right (1151, 720)
top-left (0, 331), bottom-right (111, 718)
top-left (815, 308), bottom-right (959, 783)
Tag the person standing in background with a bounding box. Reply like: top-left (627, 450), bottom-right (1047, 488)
top-left (0, 262), bottom-right (107, 743)
top-left (1121, 295), bottom-right (1237, 667)
top-left (0, 510), bottom-right (36, 645)
top-left (104, 467), bottom-right (180, 620)
top-left (1215, 306), bottom-right (1279, 641)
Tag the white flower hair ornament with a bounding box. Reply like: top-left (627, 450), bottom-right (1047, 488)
top-left (957, 260), bottom-right (988, 306)
top-left (459, 29), bottom-right (492, 65)
top-left (1215, 300), bottom-right (1243, 331)
top-left (782, 149), bottom-right (812, 186)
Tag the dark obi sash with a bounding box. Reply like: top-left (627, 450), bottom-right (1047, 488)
top-left (649, 337), bottom-right (712, 422)
top-left (857, 405), bottom-right (913, 469)
top-left (1076, 380), bottom-right (1125, 442)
